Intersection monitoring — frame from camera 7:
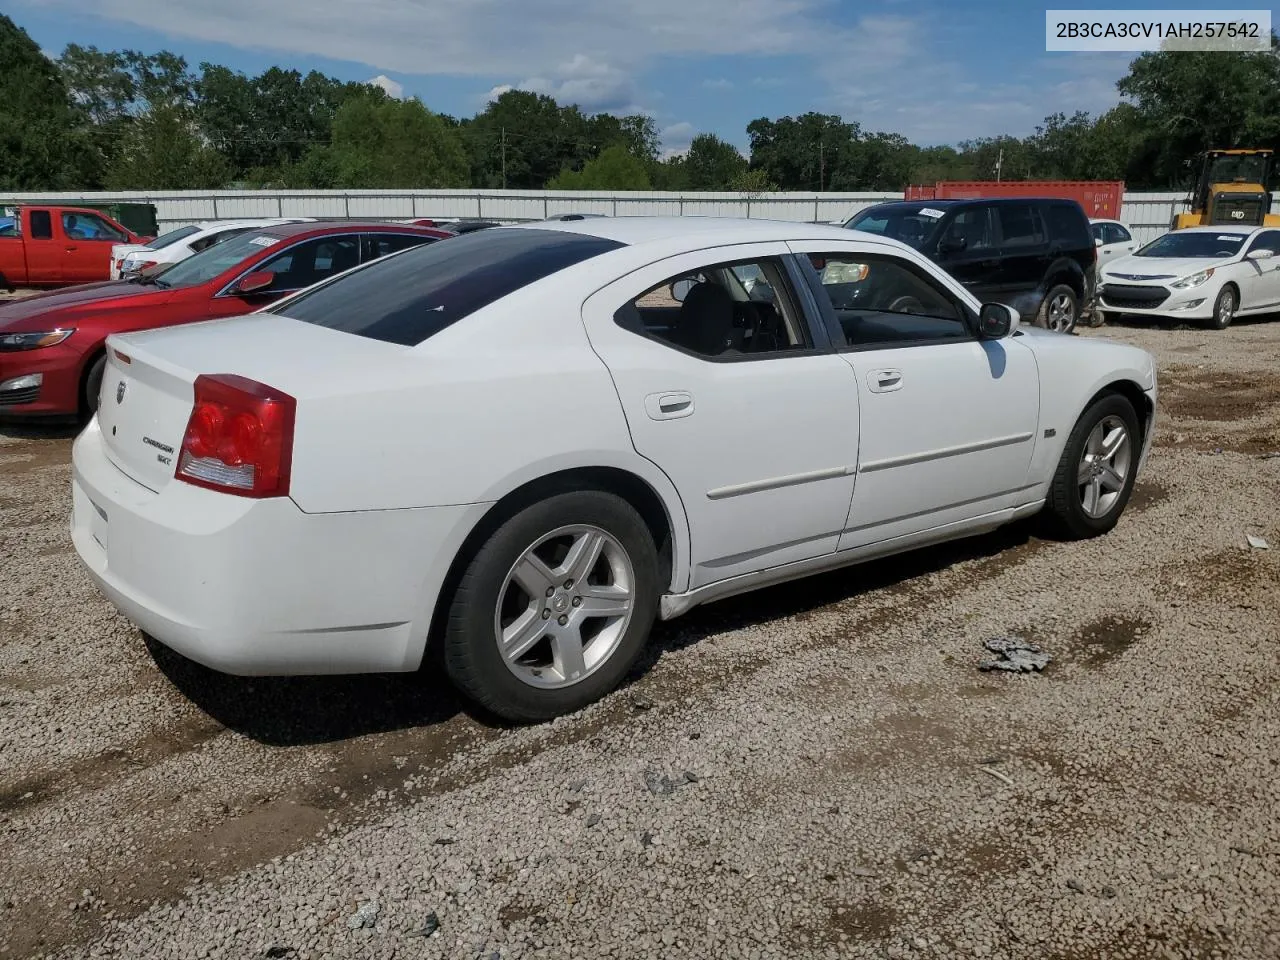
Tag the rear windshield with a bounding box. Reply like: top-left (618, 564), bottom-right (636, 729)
top-left (1135, 232), bottom-right (1247, 258)
top-left (272, 228), bottom-right (625, 346)
top-left (844, 205), bottom-right (946, 250)
top-left (144, 225), bottom-right (201, 250)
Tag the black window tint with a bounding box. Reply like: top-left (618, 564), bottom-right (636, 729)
top-left (1111, 224), bottom-right (1132, 243)
top-left (276, 228), bottom-right (624, 346)
top-left (252, 235), bottom-right (360, 293)
top-left (1091, 222), bottom-right (1106, 243)
top-left (361, 232), bottom-right (434, 262)
top-left (145, 225), bottom-right (201, 250)
top-left (192, 227), bottom-right (252, 253)
top-left (614, 258), bottom-right (811, 359)
top-left (939, 208), bottom-right (994, 252)
top-left (802, 252), bottom-right (969, 348)
top-left (998, 205), bottom-right (1046, 248)
top-left (1249, 229), bottom-right (1280, 253)
top-left (1044, 204), bottom-right (1088, 247)
top-left (29, 210), bottom-right (53, 239)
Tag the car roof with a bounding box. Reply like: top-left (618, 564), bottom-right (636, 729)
top-left (506, 215), bottom-right (878, 247)
top-left (256, 220), bottom-right (454, 240)
top-left (866, 197), bottom-right (1083, 209)
top-left (1163, 225), bottom-right (1259, 235)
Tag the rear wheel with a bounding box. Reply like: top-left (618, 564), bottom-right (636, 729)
top-left (1045, 393), bottom-right (1140, 539)
top-left (443, 490), bottom-right (659, 723)
top-left (83, 354), bottom-right (107, 418)
top-left (1036, 284), bottom-right (1078, 334)
top-left (1207, 286), bottom-right (1236, 330)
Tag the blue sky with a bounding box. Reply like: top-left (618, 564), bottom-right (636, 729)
top-left (10, 1), bottom-right (1279, 155)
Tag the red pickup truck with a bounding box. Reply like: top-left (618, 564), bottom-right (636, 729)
top-left (0, 206), bottom-right (146, 290)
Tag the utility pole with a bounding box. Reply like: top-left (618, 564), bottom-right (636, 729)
top-left (501, 126), bottom-right (507, 189)
top-left (819, 140), bottom-right (825, 192)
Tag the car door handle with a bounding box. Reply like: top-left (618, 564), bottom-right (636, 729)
top-left (868, 369), bottom-right (903, 393)
top-left (645, 391), bottom-right (694, 420)
top-left (65, 246), bottom-right (78, 252)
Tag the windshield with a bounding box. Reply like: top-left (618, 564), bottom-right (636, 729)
top-left (144, 225), bottom-right (201, 250)
top-left (1208, 154), bottom-right (1268, 184)
top-left (1135, 232), bottom-right (1247, 259)
top-left (271, 228), bottom-right (624, 346)
top-left (150, 230), bottom-right (281, 288)
top-left (844, 205), bottom-right (945, 250)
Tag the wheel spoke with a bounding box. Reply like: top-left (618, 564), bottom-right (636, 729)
top-left (1098, 464), bottom-right (1125, 492)
top-left (578, 583), bottom-right (632, 619)
top-left (512, 554), bottom-right (556, 598)
top-left (501, 607), bottom-right (547, 662)
top-left (552, 628), bottom-right (588, 682)
top-left (1101, 425), bottom-right (1127, 459)
top-left (559, 531), bottom-right (605, 584)
top-left (1077, 457), bottom-right (1094, 485)
top-left (1085, 423), bottom-right (1105, 456)
top-left (1083, 477), bottom-right (1102, 515)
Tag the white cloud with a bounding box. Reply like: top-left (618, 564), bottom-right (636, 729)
top-left (366, 74), bottom-right (404, 99)
top-left (659, 121), bottom-right (696, 158)
top-left (702, 77), bottom-right (733, 90)
top-left (504, 54), bottom-right (648, 114)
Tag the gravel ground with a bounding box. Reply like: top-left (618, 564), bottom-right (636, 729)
top-left (2, 317), bottom-right (1279, 960)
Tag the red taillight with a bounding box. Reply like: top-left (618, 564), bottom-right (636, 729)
top-left (175, 374), bottom-right (296, 498)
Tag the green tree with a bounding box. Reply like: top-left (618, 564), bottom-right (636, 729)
top-left (684, 133), bottom-right (747, 189)
top-left (314, 96), bottom-right (468, 188)
top-left (104, 102), bottom-right (227, 189)
top-left (466, 90), bottom-right (596, 188)
top-left (0, 16), bottom-right (84, 189)
top-left (747, 113), bottom-right (861, 190)
top-left (547, 144), bottom-right (651, 189)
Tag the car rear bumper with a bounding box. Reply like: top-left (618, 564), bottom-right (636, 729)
top-left (70, 416), bottom-right (486, 676)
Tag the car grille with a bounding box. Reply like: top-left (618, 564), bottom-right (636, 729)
top-left (1210, 198), bottom-right (1265, 225)
top-left (1100, 284), bottom-right (1170, 309)
top-left (0, 386), bottom-right (40, 407)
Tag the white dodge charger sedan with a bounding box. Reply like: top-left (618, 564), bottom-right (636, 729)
top-left (71, 217), bottom-right (1157, 722)
top-left (1097, 224), bottom-right (1280, 329)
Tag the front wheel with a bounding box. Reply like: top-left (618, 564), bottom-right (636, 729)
top-left (1045, 393), bottom-right (1140, 539)
top-left (443, 490), bottom-right (660, 723)
top-left (1207, 286), bottom-right (1236, 330)
top-left (1036, 284), bottom-right (1078, 334)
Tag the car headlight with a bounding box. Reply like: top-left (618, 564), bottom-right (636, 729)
top-left (1170, 268), bottom-right (1214, 289)
top-left (0, 329), bottom-right (76, 351)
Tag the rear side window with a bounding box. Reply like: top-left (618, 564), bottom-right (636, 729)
top-left (1044, 203), bottom-right (1090, 248)
top-left (998, 205), bottom-right (1046, 248)
top-left (145, 225), bottom-right (201, 250)
top-left (29, 210), bottom-right (53, 239)
top-left (275, 228), bottom-right (625, 346)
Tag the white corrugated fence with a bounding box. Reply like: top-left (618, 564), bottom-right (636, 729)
top-left (5, 188), bottom-right (1276, 243)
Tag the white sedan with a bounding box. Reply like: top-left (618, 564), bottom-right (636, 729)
top-left (110, 218), bottom-right (316, 280)
top-left (70, 217), bottom-right (1157, 722)
top-left (1097, 225), bottom-right (1280, 329)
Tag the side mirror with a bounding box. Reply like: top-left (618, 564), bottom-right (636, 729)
top-left (669, 277), bottom-right (696, 302)
top-left (232, 270), bottom-right (274, 295)
top-left (938, 236), bottom-right (966, 255)
top-left (977, 302), bottom-right (1017, 339)
top-left (1094, 237), bottom-right (1104, 247)
top-left (1247, 248), bottom-right (1275, 260)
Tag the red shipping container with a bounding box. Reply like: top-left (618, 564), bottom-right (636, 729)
top-left (905, 181), bottom-right (1124, 218)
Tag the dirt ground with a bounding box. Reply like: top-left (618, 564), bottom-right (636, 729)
top-left (1, 315), bottom-right (1278, 959)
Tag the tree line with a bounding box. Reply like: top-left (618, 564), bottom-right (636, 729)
top-left (3, 14), bottom-right (1279, 196)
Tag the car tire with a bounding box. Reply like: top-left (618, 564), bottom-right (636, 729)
top-left (1045, 393), bottom-right (1140, 540)
top-left (83, 354), bottom-right (107, 418)
top-left (1207, 285), bottom-right (1237, 330)
top-left (443, 490), bottom-right (660, 723)
top-left (1096, 311), bottom-right (1118, 327)
top-left (1035, 284), bottom-right (1078, 334)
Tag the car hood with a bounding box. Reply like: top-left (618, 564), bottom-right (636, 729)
top-left (0, 281), bottom-right (171, 330)
top-left (1101, 255), bottom-right (1231, 280)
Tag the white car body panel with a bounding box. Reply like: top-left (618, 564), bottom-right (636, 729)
top-left (1089, 219), bottom-right (1139, 268)
top-left (1098, 225), bottom-right (1280, 320)
top-left (71, 216), bottom-right (1158, 677)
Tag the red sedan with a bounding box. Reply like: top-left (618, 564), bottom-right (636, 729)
top-left (0, 221), bottom-right (452, 418)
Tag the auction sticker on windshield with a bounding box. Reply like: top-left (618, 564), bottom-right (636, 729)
top-left (248, 236), bottom-right (280, 247)
top-left (917, 208), bottom-right (945, 219)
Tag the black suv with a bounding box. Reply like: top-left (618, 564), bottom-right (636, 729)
top-left (843, 197), bottom-right (1096, 333)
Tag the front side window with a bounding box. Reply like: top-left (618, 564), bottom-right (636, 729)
top-left (614, 257), bottom-right (811, 359)
top-left (62, 212), bottom-right (127, 242)
top-left (1247, 229), bottom-right (1280, 255)
top-left (801, 252), bottom-right (970, 349)
top-left (938, 208), bottom-right (995, 254)
top-left (1108, 223), bottom-right (1133, 244)
top-left (274, 228), bottom-right (624, 346)
top-left (249, 235), bottom-right (361, 293)
top-left (29, 210), bottom-right (53, 240)
top-left (846, 205), bottom-right (945, 250)
top-left (152, 230), bottom-right (281, 289)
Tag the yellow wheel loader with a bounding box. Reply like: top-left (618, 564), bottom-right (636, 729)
top-left (1171, 149), bottom-right (1280, 230)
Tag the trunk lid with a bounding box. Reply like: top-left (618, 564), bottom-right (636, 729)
top-left (99, 313), bottom-right (410, 493)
